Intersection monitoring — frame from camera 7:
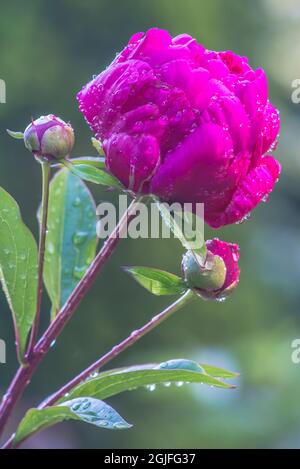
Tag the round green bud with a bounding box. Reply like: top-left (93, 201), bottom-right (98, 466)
top-left (182, 250), bottom-right (226, 294)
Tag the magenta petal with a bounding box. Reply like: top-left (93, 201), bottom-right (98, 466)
top-left (206, 238), bottom-right (240, 290)
top-left (260, 102), bottom-right (280, 154)
top-left (207, 156), bottom-right (281, 228)
top-left (160, 60), bottom-right (211, 110)
top-left (207, 96), bottom-right (251, 153)
top-left (104, 133), bottom-right (160, 192)
top-left (150, 123), bottom-right (233, 202)
top-left (219, 51), bottom-right (250, 74)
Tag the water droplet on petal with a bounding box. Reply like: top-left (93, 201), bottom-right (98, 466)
top-left (71, 402), bottom-right (81, 411)
top-left (235, 213), bottom-right (251, 225)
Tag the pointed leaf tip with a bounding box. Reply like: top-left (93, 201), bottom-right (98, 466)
top-left (64, 161), bottom-right (122, 189)
top-left (7, 129), bottom-right (24, 140)
top-left (91, 137), bottom-right (104, 155)
top-left (125, 266), bottom-right (188, 296)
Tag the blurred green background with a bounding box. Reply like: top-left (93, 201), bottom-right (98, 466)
top-left (0, 0), bottom-right (299, 449)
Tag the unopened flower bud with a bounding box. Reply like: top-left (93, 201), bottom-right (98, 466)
top-left (24, 115), bottom-right (74, 161)
top-left (182, 238), bottom-right (240, 301)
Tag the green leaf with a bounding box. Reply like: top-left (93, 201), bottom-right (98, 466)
top-left (64, 161), bottom-right (122, 188)
top-left (6, 129), bottom-right (24, 140)
top-left (154, 197), bottom-right (207, 264)
top-left (91, 137), bottom-right (103, 155)
top-left (125, 266), bottom-right (188, 296)
top-left (13, 398), bottom-right (131, 447)
top-left (70, 156), bottom-right (106, 168)
top-left (58, 360), bottom-right (236, 405)
top-left (52, 156), bottom-right (106, 169)
top-left (0, 188), bottom-right (38, 361)
top-left (201, 364), bottom-right (240, 379)
top-left (43, 169), bottom-right (97, 317)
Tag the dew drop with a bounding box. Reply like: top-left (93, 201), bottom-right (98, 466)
top-left (159, 362), bottom-right (167, 369)
top-left (216, 296), bottom-right (226, 303)
top-left (72, 231), bottom-right (88, 246)
top-left (113, 422), bottom-right (128, 429)
top-left (73, 197), bottom-right (81, 207)
top-left (81, 400), bottom-right (91, 410)
top-left (147, 384), bottom-right (156, 392)
top-left (98, 420), bottom-right (109, 427)
top-left (235, 213), bottom-right (251, 225)
top-left (71, 402), bottom-right (81, 412)
top-left (48, 242), bottom-right (55, 254)
top-left (163, 382), bottom-right (171, 388)
top-left (73, 266), bottom-right (87, 280)
top-left (262, 194), bottom-right (270, 203)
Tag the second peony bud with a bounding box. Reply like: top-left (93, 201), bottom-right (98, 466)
top-left (182, 239), bottom-right (240, 301)
top-left (24, 115), bottom-right (74, 161)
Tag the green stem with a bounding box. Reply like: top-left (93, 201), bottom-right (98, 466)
top-left (40, 290), bottom-right (195, 409)
top-left (0, 196), bottom-right (141, 441)
top-left (2, 290), bottom-right (195, 449)
top-left (27, 161), bottom-right (51, 357)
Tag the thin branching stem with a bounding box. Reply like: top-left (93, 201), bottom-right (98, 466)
top-left (27, 160), bottom-right (51, 356)
top-left (0, 196), bottom-right (142, 441)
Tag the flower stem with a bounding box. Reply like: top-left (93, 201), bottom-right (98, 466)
top-left (27, 161), bottom-right (51, 357)
top-left (41, 289), bottom-right (195, 408)
top-left (0, 197), bottom-right (141, 440)
top-left (3, 289), bottom-right (195, 449)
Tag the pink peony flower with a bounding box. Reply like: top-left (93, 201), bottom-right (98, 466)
top-left (78, 28), bottom-right (280, 228)
top-left (182, 238), bottom-right (240, 300)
